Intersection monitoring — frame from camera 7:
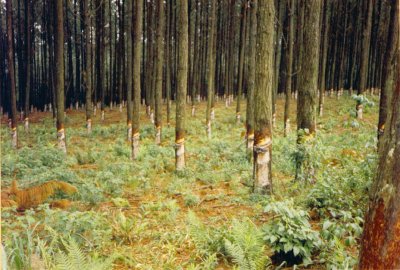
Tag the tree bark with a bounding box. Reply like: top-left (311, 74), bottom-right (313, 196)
top-left (296, 0), bottom-right (321, 181)
top-left (253, 0), bottom-right (274, 194)
top-left (84, 0), bottom-right (93, 133)
top-left (356, 0), bottom-right (373, 119)
top-left (55, 0), bottom-right (66, 153)
top-left (126, 0), bottom-right (133, 141)
top-left (154, 0), bottom-right (164, 145)
top-left (24, 0), bottom-right (32, 131)
top-left (175, 0), bottom-right (188, 170)
top-left (246, 0), bottom-right (257, 152)
top-left (132, 0), bottom-right (143, 159)
top-left (283, 0), bottom-right (294, 137)
top-left (206, 0), bottom-right (216, 138)
top-left (6, 0), bottom-right (18, 148)
top-left (318, 0), bottom-right (330, 117)
top-left (358, 47), bottom-right (400, 270)
top-left (236, 2), bottom-right (247, 124)
top-left (377, 0), bottom-right (398, 143)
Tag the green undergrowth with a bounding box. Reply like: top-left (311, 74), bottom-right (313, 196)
top-left (1, 95), bottom-right (378, 269)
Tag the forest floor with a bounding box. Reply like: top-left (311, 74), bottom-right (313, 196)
top-left (1, 93), bottom-right (378, 269)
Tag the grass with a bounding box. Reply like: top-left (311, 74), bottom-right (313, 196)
top-left (1, 93), bottom-right (378, 269)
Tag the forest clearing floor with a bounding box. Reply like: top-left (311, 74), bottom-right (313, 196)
top-left (1, 93), bottom-right (378, 269)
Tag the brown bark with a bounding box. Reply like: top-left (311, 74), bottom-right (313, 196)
top-left (246, 0), bottom-right (257, 151)
top-left (253, 0), bottom-right (274, 193)
top-left (132, 0), bottom-right (143, 159)
top-left (175, 0), bottom-right (188, 170)
top-left (6, 0), bottom-right (18, 148)
top-left (377, 0), bottom-right (398, 143)
top-left (154, 0), bottom-right (164, 145)
top-left (296, 0), bottom-right (321, 181)
top-left (358, 44), bottom-right (400, 270)
top-left (356, 0), bottom-right (373, 119)
top-left (236, 1), bottom-right (247, 123)
top-left (24, 0), bottom-right (32, 131)
top-left (55, 0), bottom-right (66, 153)
top-left (206, 0), bottom-right (216, 138)
top-left (283, 0), bottom-right (294, 137)
top-left (84, 0), bottom-right (92, 133)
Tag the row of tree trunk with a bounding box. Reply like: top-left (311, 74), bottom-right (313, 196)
top-left (0, 0), bottom-right (393, 117)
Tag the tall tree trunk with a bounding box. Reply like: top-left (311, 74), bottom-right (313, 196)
top-left (74, 0), bottom-right (81, 110)
top-left (132, 0), bottom-right (143, 159)
top-left (95, 0), bottom-right (105, 120)
top-left (55, 0), bottom-right (66, 152)
top-left (295, 0), bottom-right (321, 182)
top-left (6, 0), bottom-right (18, 148)
top-left (377, 1), bottom-right (398, 143)
top-left (84, 0), bottom-right (92, 133)
top-left (235, 2), bottom-right (247, 124)
top-left (165, 0), bottom-right (171, 127)
top-left (245, 0), bottom-right (257, 153)
top-left (318, 1), bottom-right (330, 117)
top-left (358, 48), bottom-right (400, 270)
top-left (175, 0), bottom-right (188, 170)
top-left (356, 0), bottom-right (373, 119)
top-left (154, 0), bottom-right (164, 145)
top-left (205, 0), bottom-right (216, 138)
top-left (283, 0), bottom-right (294, 137)
top-left (126, 0), bottom-right (133, 141)
top-left (24, 0), bottom-right (32, 131)
top-left (253, 0), bottom-right (274, 193)
top-left (272, 0), bottom-right (285, 128)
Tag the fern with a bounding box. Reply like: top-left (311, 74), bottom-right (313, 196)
top-left (54, 238), bottom-right (114, 270)
top-left (224, 220), bottom-right (270, 270)
top-left (187, 211), bottom-right (226, 257)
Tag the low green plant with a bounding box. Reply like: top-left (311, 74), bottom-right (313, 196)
top-left (112, 211), bottom-right (148, 244)
top-left (53, 238), bottom-right (115, 270)
top-left (187, 211), bottom-right (226, 257)
top-left (184, 193), bottom-right (201, 207)
top-left (75, 150), bottom-right (96, 165)
top-left (224, 219), bottom-right (271, 270)
top-left (318, 237), bottom-right (357, 270)
top-left (262, 200), bottom-right (322, 266)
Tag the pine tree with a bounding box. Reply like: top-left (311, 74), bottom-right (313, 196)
top-left (295, 0), bottom-right (321, 181)
top-left (132, 0), bottom-right (143, 159)
top-left (55, 0), bottom-right (66, 152)
top-left (175, 0), bottom-right (189, 170)
top-left (6, 0), bottom-right (18, 148)
top-left (253, 0), bottom-right (275, 193)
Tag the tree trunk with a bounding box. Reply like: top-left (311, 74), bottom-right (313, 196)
top-left (84, 0), bottom-right (92, 133)
top-left (126, 0), bottom-right (133, 141)
top-left (235, 2), bottom-right (247, 124)
top-left (132, 0), bottom-right (143, 159)
top-left (95, 0), bottom-right (105, 120)
top-left (356, 0), bottom-right (373, 119)
top-left (358, 50), bottom-right (400, 270)
top-left (296, 0), bottom-right (321, 182)
top-left (253, 0), bottom-right (274, 194)
top-left (283, 0), bottom-right (294, 137)
top-left (154, 0), bottom-right (164, 145)
top-left (24, 0), bottom-right (32, 131)
top-left (55, 0), bottom-right (66, 153)
top-left (377, 0), bottom-right (398, 143)
top-left (245, 0), bottom-right (257, 153)
top-left (175, 0), bottom-right (188, 170)
top-left (206, 0), bottom-right (216, 138)
top-left (165, 0), bottom-right (172, 127)
top-left (318, 1), bottom-right (330, 117)
top-left (6, 0), bottom-right (18, 148)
